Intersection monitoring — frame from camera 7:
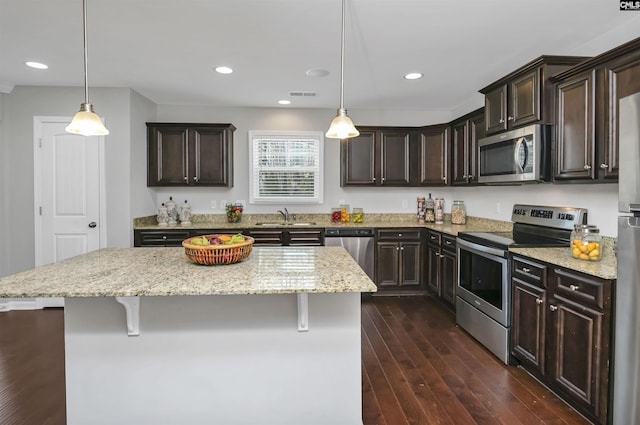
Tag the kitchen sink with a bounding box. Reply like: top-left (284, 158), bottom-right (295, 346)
top-left (254, 222), bottom-right (316, 226)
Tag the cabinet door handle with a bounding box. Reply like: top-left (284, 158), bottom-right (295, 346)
top-left (396, 247), bottom-right (400, 251)
top-left (549, 305), bottom-right (558, 311)
top-left (600, 163), bottom-right (608, 169)
top-left (536, 298), bottom-right (543, 305)
top-left (162, 236), bottom-right (167, 240)
top-left (183, 176), bottom-right (188, 181)
top-left (468, 175), bottom-right (473, 179)
top-left (508, 116), bottom-right (514, 121)
top-left (583, 164), bottom-right (592, 170)
top-left (445, 240), bottom-right (452, 246)
top-left (398, 233), bottom-right (402, 237)
top-left (522, 267), bottom-right (531, 273)
top-left (499, 118), bottom-right (505, 124)
top-left (193, 176), bottom-right (199, 182)
top-left (462, 175), bottom-right (468, 179)
top-left (400, 247), bottom-right (404, 251)
top-left (569, 284), bottom-right (580, 291)
top-left (442, 176), bottom-right (446, 181)
top-left (372, 177), bottom-right (376, 182)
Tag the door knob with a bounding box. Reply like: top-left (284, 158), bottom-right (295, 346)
top-left (88, 222), bottom-right (97, 228)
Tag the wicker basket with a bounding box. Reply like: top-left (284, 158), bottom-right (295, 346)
top-left (182, 234), bottom-right (254, 265)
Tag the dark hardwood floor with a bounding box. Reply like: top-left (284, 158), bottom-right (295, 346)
top-left (0, 297), bottom-right (591, 425)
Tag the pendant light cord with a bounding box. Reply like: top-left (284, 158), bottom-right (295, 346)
top-left (82, 0), bottom-right (89, 104)
top-left (339, 0), bottom-right (346, 110)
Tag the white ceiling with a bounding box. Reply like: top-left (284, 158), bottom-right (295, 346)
top-left (2, 0), bottom-right (640, 114)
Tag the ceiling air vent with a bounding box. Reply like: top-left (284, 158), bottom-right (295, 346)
top-left (289, 91), bottom-right (318, 97)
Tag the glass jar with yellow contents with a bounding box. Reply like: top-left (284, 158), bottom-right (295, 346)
top-left (570, 224), bottom-right (602, 261)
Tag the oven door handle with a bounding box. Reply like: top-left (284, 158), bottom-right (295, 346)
top-left (456, 238), bottom-right (507, 258)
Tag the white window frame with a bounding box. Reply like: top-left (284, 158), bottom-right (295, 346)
top-left (249, 130), bottom-right (324, 204)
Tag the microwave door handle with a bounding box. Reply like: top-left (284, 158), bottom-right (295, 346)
top-left (513, 137), bottom-right (525, 173)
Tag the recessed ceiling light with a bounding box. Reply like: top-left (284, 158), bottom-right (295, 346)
top-left (26, 61), bottom-right (48, 70)
top-left (215, 66), bottom-right (233, 74)
top-left (306, 69), bottom-right (330, 78)
top-left (404, 72), bottom-right (423, 80)
top-left (278, 100), bottom-right (291, 105)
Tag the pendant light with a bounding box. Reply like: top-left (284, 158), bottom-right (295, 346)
top-left (65, 0), bottom-right (109, 136)
top-left (325, 0), bottom-right (359, 139)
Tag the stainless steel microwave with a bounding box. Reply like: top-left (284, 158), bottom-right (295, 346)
top-left (478, 124), bottom-right (552, 184)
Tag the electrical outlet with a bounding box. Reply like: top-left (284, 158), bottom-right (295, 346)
top-left (221, 200), bottom-right (227, 209)
top-left (210, 200), bottom-right (216, 209)
top-left (236, 200), bottom-right (246, 206)
top-left (402, 200), bottom-right (409, 209)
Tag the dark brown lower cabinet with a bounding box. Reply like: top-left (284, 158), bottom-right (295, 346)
top-left (134, 229), bottom-right (192, 247)
top-left (426, 230), bottom-right (457, 305)
top-left (375, 229), bottom-right (424, 294)
top-left (511, 255), bottom-right (613, 425)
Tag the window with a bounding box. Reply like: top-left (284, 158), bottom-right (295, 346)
top-left (249, 130), bottom-right (324, 204)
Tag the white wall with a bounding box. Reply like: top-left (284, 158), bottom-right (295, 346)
top-left (129, 90), bottom-right (157, 245)
top-left (2, 86), bottom-right (135, 275)
top-left (0, 93), bottom-right (7, 277)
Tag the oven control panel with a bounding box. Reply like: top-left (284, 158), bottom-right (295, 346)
top-left (511, 204), bottom-right (588, 230)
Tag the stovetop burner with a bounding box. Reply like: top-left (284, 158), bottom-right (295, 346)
top-left (457, 204), bottom-right (589, 251)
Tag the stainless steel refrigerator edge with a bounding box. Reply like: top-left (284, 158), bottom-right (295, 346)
top-left (614, 92), bottom-right (640, 425)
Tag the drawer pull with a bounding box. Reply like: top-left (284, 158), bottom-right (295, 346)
top-left (569, 284), bottom-right (580, 291)
top-left (549, 305), bottom-right (558, 312)
top-left (536, 298), bottom-right (543, 305)
top-left (162, 236), bottom-right (167, 240)
top-left (445, 240), bottom-right (452, 245)
top-left (522, 267), bottom-right (531, 273)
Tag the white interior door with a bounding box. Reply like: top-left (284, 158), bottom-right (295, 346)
top-left (34, 117), bottom-right (106, 308)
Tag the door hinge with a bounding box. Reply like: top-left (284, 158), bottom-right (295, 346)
top-left (39, 206), bottom-right (42, 216)
top-left (39, 138), bottom-right (42, 148)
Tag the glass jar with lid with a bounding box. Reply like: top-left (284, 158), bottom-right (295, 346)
top-left (570, 224), bottom-right (602, 261)
top-left (451, 200), bottom-right (467, 224)
top-left (425, 193), bottom-right (435, 223)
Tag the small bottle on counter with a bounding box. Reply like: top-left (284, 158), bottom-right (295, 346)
top-left (451, 200), bottom-right (467, 225)
top-left (435, 198), bottom-right (444, 224)
top-left (570, 224), bottom-right (602, 261)
top-left (425, 193), bottom-right (435, 223)
top-left (417, 197), bottom-right (426, 224)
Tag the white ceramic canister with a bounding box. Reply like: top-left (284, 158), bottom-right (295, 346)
top-left (179, 200), bottom-right (192, 226)
top-left (157, 204), bottom-right (169, 226)
top-left (165, 196), bottom-right (178, 225)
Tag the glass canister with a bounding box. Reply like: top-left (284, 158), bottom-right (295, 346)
top-left (570, 224), bottom-right (602, 261)
top-left (340, 204), bottom-right (351, 222)
top-left (425, 193), bottom-right (435, 223)
top-left (331, 208), bottom-right (342, 223)
top-left (352, 208), bottom-right (364, 223)
top-left (451, 200), bottom-right (467, 225)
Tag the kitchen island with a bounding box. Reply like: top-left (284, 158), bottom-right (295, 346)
top-left (0, 246), bottom-right (376, 425)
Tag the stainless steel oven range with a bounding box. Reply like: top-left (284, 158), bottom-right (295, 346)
top-left (456, 204), bottom-right (588, 364)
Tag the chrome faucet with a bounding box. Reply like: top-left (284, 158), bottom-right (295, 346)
top-left (277, 208), bottom-right (290, 223)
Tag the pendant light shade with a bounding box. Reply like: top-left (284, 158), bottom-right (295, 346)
top-left (66, 0), bottom-right (109, 136)
top-left (325, 0), bottom-right (359, 139)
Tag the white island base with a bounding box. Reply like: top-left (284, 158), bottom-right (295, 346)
top-left (64, 293), bottom-right (363, 425)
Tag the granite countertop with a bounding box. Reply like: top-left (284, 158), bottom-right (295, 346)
top-left (510, 239), bottom-right (617, 280)
top-left (0, 246), bottom-right (377, 298)
top-left (134, 213), bottom-right (513, 236)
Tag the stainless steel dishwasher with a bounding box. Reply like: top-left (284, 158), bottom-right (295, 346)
top-left (324, 228), bottom-right (375, 281)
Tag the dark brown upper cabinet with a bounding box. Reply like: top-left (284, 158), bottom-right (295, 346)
top-left (415, 124), bottom-right (449, 186)
top-left (147, 123), bottom-right (235, 187)
top-left (480, 56), bottom-right (589, 135)
top-left (451, 108), bottom-right (484, 185)
top-left (551, 36), bottom-right (640, 182)
top-left (341, 127), bottom-right (412, 186)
